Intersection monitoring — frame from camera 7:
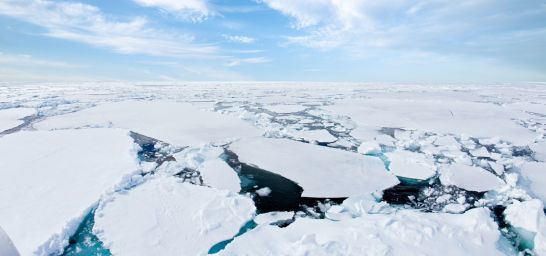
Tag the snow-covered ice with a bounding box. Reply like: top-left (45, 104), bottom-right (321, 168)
top-left (439, 163), bottom-right (505, 192)
top-left (0, 107), bottom-right (35, 132)
top-left (386, 150), bottom-right (436, 180)
top-left (291, 129), bottom-right (337, 143)
top-left (94, 177), bottom-right (255, 256)
top-left (0, 225), bottom-right (19, 256)
top-left (254, 211), bottom-right (295, 225)
top-left (35, 100), bottom-right (262, 147)
top-left (220, 208), bottom-right (505, 256)
top-left (504, 199), bottom-right (546, 254)
top-left (229, 137), bottom-right (399, 197)
top-left (0, 129), bottom-right (139, 256)
top-left (199, 158), bottom-right (241, 192)
top-left (518, 162), bottom-right (546, 204)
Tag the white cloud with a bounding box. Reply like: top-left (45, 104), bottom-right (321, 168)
top-left (0, 53), bottom-right (83, 68)
top-left (225, 57), bottom-right (271, 67)
top-left (132, 0), bottom-right (212, 22)
top-left (222, 34), bottom-right (256, 44)
top-left (0, 0), bottom-right (218, 58)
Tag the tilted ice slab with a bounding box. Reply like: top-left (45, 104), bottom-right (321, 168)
top-left (229, 137), bottom-right (399, 198)
top-left (35, 100), bottom-right (262, 147)
top-left (386, 150), bottom-right (436, 180)
top-left (199, 158), bottom-right (241, 192)
top-left (518, 162), bottom-right (546, 204)
top-left (94, 177), bottom-right (255, 256)
top-left (0, 129), bottom-right (139, 256)
top-left (220, 208), bottom-right (504, 256)
top-left (327, 98), bottom-right (536, 146)
top-left (0, 107), bottom-right (35, 132)
top-left (439, 163), bottom-right (505, 192)
top-left (504, 199), bottom-right (546, 255)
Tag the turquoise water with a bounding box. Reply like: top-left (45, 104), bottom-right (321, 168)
top-left (208, 220), bottom-right (258, 254)
top-left (62, 210), bottom-right (111, 256)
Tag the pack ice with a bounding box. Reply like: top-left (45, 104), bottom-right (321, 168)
top-left (0, 107), bottom-right (35, 132)
top-left (229, 137), bottom-right (399, 198)
top-left (0, 129), bottom-right (139, 255)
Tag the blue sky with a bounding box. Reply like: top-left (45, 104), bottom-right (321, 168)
top-left (0, 0), bottom-right (545, 82)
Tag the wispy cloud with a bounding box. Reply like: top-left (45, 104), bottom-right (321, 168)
top-left (0, 52), bottom-right (84, 68)
top-left (222, 34), bottom-right (256, 44)
top-left (132, 0), bottom-right (213, 22)
top-left (225, 57), bottom-right (271, 67)
top-left (0, 0), bottom-right (219, 58)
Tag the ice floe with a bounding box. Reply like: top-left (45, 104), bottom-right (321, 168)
top-left (439, 163), bottom-right (505, 192)
top-left (0, 226), bottom-right (19, 256)
top-left (254, 211), bottom-right (295, 225)
top-left (504, 199), bottom-right (546, 254)
top-left (517, 162), bottom-right (546, 204)
top-left (0, 129), bottom-right (139, 256)
top-left (94, 177), bottom-right (255, 256)
top-left (35, 100), bottom-right (262, 147)
top-left (220, 208), bottom-right (505, 256)
top-left (229, 137), bottom-right (399, 197)
top-left (0, 107), bottom-right (35, 132)
top-left (386, 150), bottom-right (437, 180)
top-left (291, 129), bottom-right (337, 144)
top-left (199, 158), bottom-right (241, 192)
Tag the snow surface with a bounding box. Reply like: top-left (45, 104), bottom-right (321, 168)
top-left (0, 129), bottom-right (139, 256)
top-left (440, 163), bottom-right (505, 192)
top-left (386, 150), bottom-right (436, 180)
top-left (291, 129), bottom-right (337, 143)
top-left (229, 137), bottom-right (399, 197)
top-left (518, 162), bottom-right (546, 204)
top-left (199, 158), bottom-right (241, 192)
top-left (0, 107), bottom-right (35, 132)
top-left (531, 142), bottom-right (546, 162)
top-left (35, 100), bottom-right (262, 147)
top-left (220, 208), bottom-right (505, 256)
top-left (94, 177), bottom-right (255, 256)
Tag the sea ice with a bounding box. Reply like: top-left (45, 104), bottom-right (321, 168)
top-left (504, 199), bottom-right (546, 254)
top-left (220, 208), bottom-right (505, 256)
top-left (199, 158), bottom-right (241, 192)
top-left (291, 129), bottom-right (337, 143)
top-left (0, 107), bottom-right (35, 132)
top-left (229, 137), bottom-right (399, 197)
top-left (386, 150), bottom-right (437, 180)
top-left (254, 211), bottom-right (295, 225)
top-left (0, 129), bottom-right (139, 256)
top-left (0, 226), bottom-right (19, 256)
top-left (94, 177), bottom-right (255, 256)
top-left (518, 162), bottom-right (546, 204)
top-left (439, 163), bottom-right (505, 192)
top-left (264, 104), bottom-right (307, 114)
top-left (34, 100), bottom-right (262, 147)
top-left (531, 142), bottom-right (546, 162)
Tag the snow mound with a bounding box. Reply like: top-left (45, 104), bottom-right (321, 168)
top-left (440, 163), bottom-right (505, 192)
top-left (229, 137), bottom-right (399, 198)
top-left (35, 100), bottom-right (262, 147)
top-left (0, 107), bottom-right (35, 132)
top-left (386, 150), bottom-right (436, 180)
top-left (220, 208), bottom-right (504, 256)
top-left (0, 129), bottom-right (139, 256)
top-left (94, 177), bottom-right (255, 256)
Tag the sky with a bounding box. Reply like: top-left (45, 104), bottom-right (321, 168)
top-left (0, 0), bottom-right (545, 82)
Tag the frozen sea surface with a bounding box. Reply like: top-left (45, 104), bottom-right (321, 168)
top-left (0, 82), bottom-right (545, 255)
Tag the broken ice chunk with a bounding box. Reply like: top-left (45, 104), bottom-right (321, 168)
top-left (264, 104), bottom-right (307, 114)
top-left (94, 177), bottom-right (255, 256)
top-left (504, 199), bottom-right (546, 253)
top-left (229, 137), bottom-right (399, 198)
top-left (199, 159), bottom-right (241, 192)
top-left (439, 163), bottom-right (505, 192)
top-left (386, 150), bottom-right (437, 180)
top-left (530, 142), bottom-right (546, 162)
top-left (357, 141), bottom-right (382, 155)
top-left (256, 187), bottom-right (272, 197)
top-left (470, 146), bottom-right (491, 158)
top-left (518, 162), bottom-right (546, 204)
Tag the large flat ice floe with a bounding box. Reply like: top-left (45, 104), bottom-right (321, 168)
top-left (439, 163), bottom-right (505, 192)
top-left (0, 107), bottom-right (35, 132)
top-left (0, 129), bottom-right (139, 256)
top-left (34, 100), bottom-right (262, 147)
top-left (229, 137), bottom-right (399, 198)
top-left (94, 177), bottom-right (255, 256)
top-left (518, 162), bottom-right (546, 204)
top-left (386, 150), bottom-right (437, 180)
top-left (220, 208), bottom-right (505, 256)
top-left (327, 98), bottom-right (536, 146)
